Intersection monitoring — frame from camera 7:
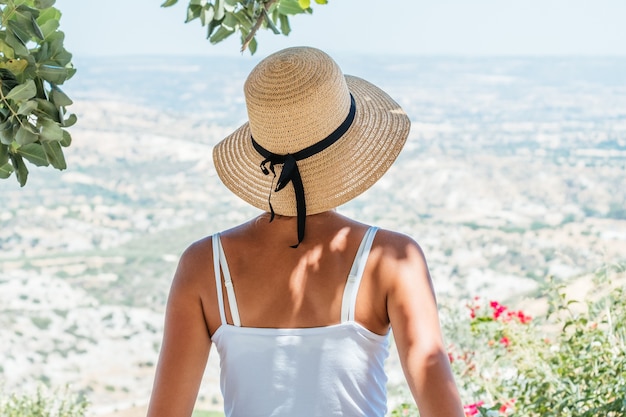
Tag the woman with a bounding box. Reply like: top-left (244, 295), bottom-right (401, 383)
top-left (147, 47), bottom-right (464, 417)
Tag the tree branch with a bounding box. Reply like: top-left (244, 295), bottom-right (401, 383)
top-left (241, 0), bottom-right (277, 53)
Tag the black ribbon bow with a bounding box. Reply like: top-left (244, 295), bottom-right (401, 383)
top-left (251, 94), bottom-right (356, 248)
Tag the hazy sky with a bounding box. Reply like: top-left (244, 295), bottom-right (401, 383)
top-left (54, 0), bottom-right (626, 58)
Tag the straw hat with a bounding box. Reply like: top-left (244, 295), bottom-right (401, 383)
top-left (213, 47), bottom-right (410, 244)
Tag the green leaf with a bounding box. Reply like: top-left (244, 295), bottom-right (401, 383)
top-left (60, 129), bottom-right (71, 146)
top-left (0, 121), bottom-right (15, 145)
top-left (207, 18), bottom-right (222, 38)
top-left (50, 85), bottom-right (72, 107)
top-left (277, 0), bottom-right (307, 15)
top-left (0, 57), bottom-right (29, 75)
top-left (36, 7), bottom-right (61, 27)
top-left (17, 100), bottom-right (38, 115)
top-left (44, 32), bottom-right (74, 67)
top-left (214, 0), bottom-right (225, 20)
top-left (264, 10), bottom-right (281, 35)
top-left (161, 0), bottom-right (178, 7)
top-left (62, 113), bottom-right (77, 128)
top-left (4, 30), bottom-right (29, 56)
top-left (220, 12), bottom-right (238, 30)
top-left (34, 0), bottom-right (56, 9)
top-left (8, 22), bottom-right (32, 46)
top-left (31, 14), bottom-right (45, 39)
top-left (0, 68), bottom-right (20, 94)
top-left (37, 17), bottom-right (59, 39)
top-left (200, 4), bottom-right (215, 26)
top-left (185, 4), bottom-right (202, 22)
top-left (5, 80), bottom-right (37, 101)
top-left (223, 1), bottom-right (235, 13)
top-left (279, 14), bottom-right (291, 35)
top-left (0, 39), bottom-right (16, 59)
top-left (15, 4), bottom-right (41, 18)
top-left (9, 153), bottom-right (28, 186)
top-left (42, 139), bottom-right (66, 169)
top-left (40, 119), bottom-right (63, 141)
top-left (0, 143), bottom-right (8, 165)
top-left (18, 142), bottom-right (49, 166)
top-left (314, 0), bottom-right (328, 4)
top-left (36, 64), bottom-right (74, 84)
top-left (233, 10), bottom-right (253, 28)
top-left (248, 36), bottom-right (257, 55)
top-left (35, 41), bottom-right (51, 61)
top-left (36, 98), bottom-right (60, 121)
top-left (209, 26), bottom-right (235, 43)
top-left (0, 161), bottom-right (14, 179)
top-left (15, 125), bottom-right (38, 145)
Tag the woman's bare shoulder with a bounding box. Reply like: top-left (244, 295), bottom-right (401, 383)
top-left (370, 228), bottom-right (430, 285)
top-left (172, 235), bottom-right (216, 290)
top-left (373, 228), bottom-right (426, 260)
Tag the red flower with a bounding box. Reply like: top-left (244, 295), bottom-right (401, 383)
top-left (490, 300), bottom-right (507, 320)
top-left (463, 401), bottom-right (484, 416)
top-left (488, 300), bottom-right (532, 324)
top-left (516, 310), bottom-right (532, 324)
top-left (500, 398), bottom-right (516, 414)
top-left (499, 336), bottom-right (511, 347)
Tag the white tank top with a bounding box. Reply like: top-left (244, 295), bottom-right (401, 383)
top-left (210, 227), bottom-right (390, 417)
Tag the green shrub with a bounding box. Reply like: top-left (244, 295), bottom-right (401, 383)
top-left (0, 386), bottom-right (88, 417)
top-left (191, 411), bottom-right (225, 417)
top-left (392, 263), bottom-right (626, 416)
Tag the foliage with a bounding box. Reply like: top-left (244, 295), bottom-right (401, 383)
top-left (0, 386), bottom-right (88, 417)
top-left (161, 0), bottom-right (328, 54)
top-left (392, 263), bottom-right (626, 416)
top-left (0, 0), bottom-right (75, 186)
top-left (191, 410), bottom-right (226, 417)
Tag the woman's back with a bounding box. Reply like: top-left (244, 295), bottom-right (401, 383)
top-left (210, 218), bottom-right (389, 416)
top-left (201, 212), bottom-right (391, 336)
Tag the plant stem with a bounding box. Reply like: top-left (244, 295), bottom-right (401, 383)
top-left (241, 0), bottom-right (277, 53)
top-left (0, 87), bottom-right (28, 131)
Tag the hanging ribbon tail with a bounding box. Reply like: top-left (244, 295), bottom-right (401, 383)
top-left (269, 202), bottom-right (276, 222)
top-left (289, 163), bottom-right (306, 248)
top-left (259, 158), bottom-right (279, 222)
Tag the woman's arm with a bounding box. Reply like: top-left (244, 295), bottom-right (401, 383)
top-left (384, 236), bottom-right (464, 417)
top-left (146, 242), bottom-right (213, 417)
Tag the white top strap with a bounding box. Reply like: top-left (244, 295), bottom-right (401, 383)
top-left (213, 234), bottom-right (242, 327)
top-left (340, 227), bottom-right (379, 323)
top-left (212, 234), bottom-right (227, 326)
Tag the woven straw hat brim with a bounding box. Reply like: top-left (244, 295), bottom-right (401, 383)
top-left (212, 75), bottom-right (411, 216)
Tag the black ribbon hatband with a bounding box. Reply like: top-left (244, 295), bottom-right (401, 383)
top-left (251, 94), bottom-right (357, 248)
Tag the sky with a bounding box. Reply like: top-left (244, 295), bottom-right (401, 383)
top-left (53, 0), bottom-right (626, 59)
